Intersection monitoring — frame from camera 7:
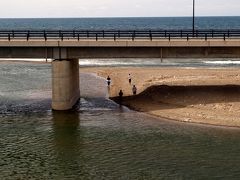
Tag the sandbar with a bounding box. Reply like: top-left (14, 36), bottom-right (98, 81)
top-left (81, 67), bottom-right (240, 127)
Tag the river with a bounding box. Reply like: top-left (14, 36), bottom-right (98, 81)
top-left (1, 61), bottom-right (240, 179)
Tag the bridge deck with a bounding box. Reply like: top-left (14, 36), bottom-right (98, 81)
top-left (0, 39), bottom-right (240, 47)
top-left (0, 38), bottom-right (239, 47)
top-left (0, 30), bottom-right (239, 59)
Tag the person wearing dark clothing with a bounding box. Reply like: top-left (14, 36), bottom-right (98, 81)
top-left (119, 90), bottom-right (123, 104)
top-left (107, 76), bottom-right (111, 86)
top-left (128, 74), bottom-right (132, 84)
top-left (132, 85), bottom-right (137, 95)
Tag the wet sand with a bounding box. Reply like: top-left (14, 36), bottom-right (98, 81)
top-left (81, 67), bottom-right (240, 127)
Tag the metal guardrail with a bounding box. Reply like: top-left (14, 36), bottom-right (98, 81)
top-left (0, 30), bottom-right (240, 41)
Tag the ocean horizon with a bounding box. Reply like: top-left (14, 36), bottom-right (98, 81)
top-left (0, 16), bottom-right (240, 30)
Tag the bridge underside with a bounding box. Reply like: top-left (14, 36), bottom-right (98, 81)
top-left (1, 46), bottom-right (240, 110)
top-left (0, 47), bottom-right (239, 59)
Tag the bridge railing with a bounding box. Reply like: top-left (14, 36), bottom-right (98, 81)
top-left (0, 30), bottom-right (240, 41)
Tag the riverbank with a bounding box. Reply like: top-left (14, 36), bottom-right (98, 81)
top-left (81, 67), bottom-right (240, 127)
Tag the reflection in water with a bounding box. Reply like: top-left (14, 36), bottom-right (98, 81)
top-left (52, 111), bottom-right (83, 178)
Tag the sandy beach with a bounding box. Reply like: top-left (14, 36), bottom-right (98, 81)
top-left (81, 67), bottom-right (240, 127)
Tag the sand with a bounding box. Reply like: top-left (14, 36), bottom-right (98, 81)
top-left (81, 67), bottom-right (240, 127)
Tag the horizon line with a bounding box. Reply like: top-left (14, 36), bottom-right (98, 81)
top-left (0, 15), bottom-right (240, 19)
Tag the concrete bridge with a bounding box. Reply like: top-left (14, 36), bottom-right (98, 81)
top-left (0, 30), bottom-right (240, 110)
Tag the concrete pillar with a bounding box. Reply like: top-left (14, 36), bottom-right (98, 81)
top-left (52, 59), bottom-right (80, 110)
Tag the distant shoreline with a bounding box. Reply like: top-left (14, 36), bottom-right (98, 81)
top-left (0, 60), bottom-right (51, 64)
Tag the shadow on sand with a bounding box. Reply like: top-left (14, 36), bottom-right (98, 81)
top-left (111, 85), bottom-right (240, 111)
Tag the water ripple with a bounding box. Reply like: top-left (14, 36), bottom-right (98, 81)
top-left (1, 62), bottom-right (240, 179)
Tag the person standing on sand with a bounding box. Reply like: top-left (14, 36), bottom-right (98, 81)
top-left (107, 76), bottom-right (111, 86)
top-left (119, 90), bottom-right (123, 104)
top-left (128, 74), bottom-right (132, 84)
top-left (132, 85), bottom-right (137, 95)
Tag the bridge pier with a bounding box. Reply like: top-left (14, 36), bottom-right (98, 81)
top-left (52, 59), bottom-right (80, 110)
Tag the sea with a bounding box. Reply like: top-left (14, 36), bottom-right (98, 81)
top-left (1, 17), bottom-right (240, 179)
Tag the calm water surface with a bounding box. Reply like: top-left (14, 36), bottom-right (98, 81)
top-left (0, 17), bottom-right (240, 30)
top-left (1, 62), bottom-right (240, 179)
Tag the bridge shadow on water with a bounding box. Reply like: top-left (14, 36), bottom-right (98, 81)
top-left (51, 110), bottom-right (86, 177)
top-left (111, 85), bottom-right (240, 111)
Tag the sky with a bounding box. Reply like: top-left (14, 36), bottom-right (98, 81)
top-left (0, 0), bottom-right (239, 18)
